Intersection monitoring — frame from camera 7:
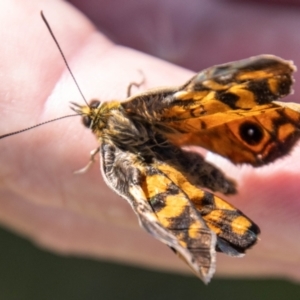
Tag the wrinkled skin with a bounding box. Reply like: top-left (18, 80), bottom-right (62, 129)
top-left (0, 0), bottom-right (300, 281)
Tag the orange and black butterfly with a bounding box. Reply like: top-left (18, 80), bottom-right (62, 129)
top-left (1, 14), bottom-right (300, 284)
top-left (71, 55), bottom-right (300, 283)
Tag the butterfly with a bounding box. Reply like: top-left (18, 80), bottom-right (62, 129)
top-left (69, 54), bottom-right (300, 283)
top-left (1, 13), bottom-right (300, 284)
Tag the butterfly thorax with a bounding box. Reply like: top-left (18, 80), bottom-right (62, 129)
top-left (78, 100), bottom-right (166, 160)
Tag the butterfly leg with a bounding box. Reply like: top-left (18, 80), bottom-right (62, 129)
top-left (74, 147), bottom-right (100, 174)
top-left (126, 70), bottom-right (146, 97)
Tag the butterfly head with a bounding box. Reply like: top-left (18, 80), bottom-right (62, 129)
top-left (71, 99), bottom-right (102, 130)
top-left (70, 100), bottom-right (121, 137)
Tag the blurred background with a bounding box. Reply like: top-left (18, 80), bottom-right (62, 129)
top-left (1, 225), bottom-right (300, 300)
top-left (69, 0), bottom-right (300, 100)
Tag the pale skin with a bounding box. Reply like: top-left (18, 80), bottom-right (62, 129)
top-left (0, 0), bottom-right (300, 282)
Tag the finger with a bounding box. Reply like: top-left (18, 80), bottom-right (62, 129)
top-left (0, 0), bottom-right (196, 277)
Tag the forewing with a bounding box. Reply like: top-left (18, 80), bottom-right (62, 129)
top-left (100, 141), bottom-right (217, 283)
top-left (100, 138), bottom-right (262, 281)
top-left (168, 54), bottom-right (295, 118)
top-left (122, 55), bottom-right (300, 166)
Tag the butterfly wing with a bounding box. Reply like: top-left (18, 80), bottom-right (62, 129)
top-left (100, 140), bottom-right (216, 283)
top-left (149, 141), bottom-right (260, 257)
top-left (100, 139), bottom-right (260, 282)
top-left (163, 103), bottom-right (300, 166)
top-left (122, 55), bottom-right (300, 166)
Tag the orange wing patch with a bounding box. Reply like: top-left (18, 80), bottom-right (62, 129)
top-left (164, 104), bottom-right (300, 165)
top-left (155, 160), bottom-right (259, 256)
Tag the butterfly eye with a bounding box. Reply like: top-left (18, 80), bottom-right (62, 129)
top-left (239, 121), bottom-right (264, 145)
top-left (82, 116), bottom-right (92, 128)
top-left (89, 99), bottom-right (101, 108)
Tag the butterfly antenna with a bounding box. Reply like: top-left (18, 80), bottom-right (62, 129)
top-left (40, 11), bottom-right (89, 106)
top-left (0, 12), bottom-right (87, 140)
top-left (0, 114), bottom-right (79, 139)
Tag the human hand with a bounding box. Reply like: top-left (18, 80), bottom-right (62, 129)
top-left (0, 0), bottom-right (300, 282)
